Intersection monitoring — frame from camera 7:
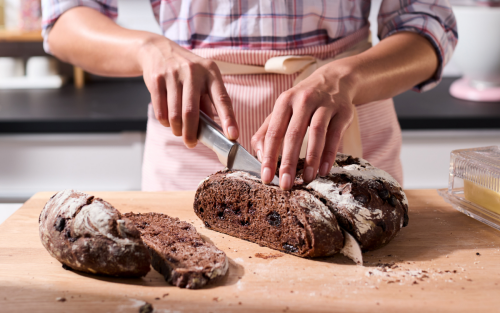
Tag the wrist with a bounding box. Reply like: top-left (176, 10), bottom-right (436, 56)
top-left (320, 57), bottom-right (362, 105)
top-left (137, 33), bottom-right (172, 71)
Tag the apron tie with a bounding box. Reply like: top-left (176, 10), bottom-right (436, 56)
top-left (213, 38), bottom-right (371, 160)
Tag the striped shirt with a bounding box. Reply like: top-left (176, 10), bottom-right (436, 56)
top-left (42, 0), bottom-right (457, 92)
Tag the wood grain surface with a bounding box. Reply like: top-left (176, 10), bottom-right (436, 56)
top-left (1, 190), bottom-right (499, 313)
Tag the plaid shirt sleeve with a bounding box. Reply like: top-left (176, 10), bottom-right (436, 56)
top-left (378, 0), bottom-right (458, 92)
top-left (41, 0), bottom-right (118, 53)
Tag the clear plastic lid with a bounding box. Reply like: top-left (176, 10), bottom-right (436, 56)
top-left (438, 146), bottom-right (500, 231)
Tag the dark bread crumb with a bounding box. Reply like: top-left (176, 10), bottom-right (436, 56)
top-left (139, 303), bottom-right (153, 313)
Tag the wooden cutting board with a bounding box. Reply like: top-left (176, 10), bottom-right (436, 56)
top-left (1, 190), bottom-right (500, 313)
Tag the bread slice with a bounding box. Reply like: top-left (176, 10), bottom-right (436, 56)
top-left (123, 212), bottom-right (228, 289)
top-left (194, 171), bottom-right (345, 257)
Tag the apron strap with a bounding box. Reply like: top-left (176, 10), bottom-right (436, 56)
top-left (214, 38), bottom-right (371, 160)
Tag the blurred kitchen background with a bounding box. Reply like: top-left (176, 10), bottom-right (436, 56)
top-left (1, 0), bottom-right (500, 222)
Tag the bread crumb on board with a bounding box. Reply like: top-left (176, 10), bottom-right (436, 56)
top-left (254, 253), bottom-right (284, 259)
top-left (139, 302), bottom-right (153, 313)
top-left (365, 262), bottom-right (467, 285)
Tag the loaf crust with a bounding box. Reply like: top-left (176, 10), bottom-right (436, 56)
top-left (194, 171), bottom-right (345, 257)
top-left (306, 154), bottom-right (408, 251)
top-left (39, 190), bottom-right (151, 277)
top-left (123, 212), bottom-right (228, 289)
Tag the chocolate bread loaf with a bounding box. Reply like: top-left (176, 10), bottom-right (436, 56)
top-left (123, 212), bottom-right (228, 289)
top-left (194, 171), bottom-right (345, 257)
top-left (194, 153), bottom-right (408, 256)
top-left (39, 190), bottom-right (151, 277)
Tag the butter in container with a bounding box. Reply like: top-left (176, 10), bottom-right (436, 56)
top-left (438, 146), bottom-right (500, 231)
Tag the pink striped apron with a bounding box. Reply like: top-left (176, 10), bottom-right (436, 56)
top-left (142, 26), bottom-right (403, 191)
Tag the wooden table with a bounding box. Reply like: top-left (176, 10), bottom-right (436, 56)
top-left (1, 190), bottom-right (499, 312)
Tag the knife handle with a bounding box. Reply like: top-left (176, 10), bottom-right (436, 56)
top-left (197, 111), bottom-right (235, 166)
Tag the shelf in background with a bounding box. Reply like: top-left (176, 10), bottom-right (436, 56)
top-left (0, 29), bottom-right (43, 42)
top-left (393, 77), bottom-right (500, 129)
top-left (0, 77), bottom-right (499, 133)
top-left (0, 78), bottom-right (150, 133)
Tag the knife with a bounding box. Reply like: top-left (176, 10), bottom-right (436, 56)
top-left (197, 111), bottom-right (280, 185)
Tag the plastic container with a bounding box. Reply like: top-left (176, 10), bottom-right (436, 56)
top-left (438, 146), bottom-right (500, 231)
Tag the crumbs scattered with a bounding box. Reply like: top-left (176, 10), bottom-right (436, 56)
top-left (56, 297), bottom-right (66, 302)
top-left (255, 253), bottom-right (284, 259)
top-left (213, 297), bottom-right (221, 302)
top-left (476, 252), bottom-right (481, 256)
top-left (162, 293), bottom-right (169, 298)
top-left (365, 262), bottom-right (465, 285)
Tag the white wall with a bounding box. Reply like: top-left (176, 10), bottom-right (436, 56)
top-left (401, 130), bottom-right (500, 189)
top-left (0, 132), bottom-right (145, 201)
top-left (116, 0), bottom-right (161, 34)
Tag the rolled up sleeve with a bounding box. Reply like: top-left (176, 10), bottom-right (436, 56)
top-left (378, 0), bottom-right (458, 92)
top-left (42, 0), bottom-right (118, 54)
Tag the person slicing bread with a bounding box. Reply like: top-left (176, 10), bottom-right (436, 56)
top-left (42, 0), bottom-right (457, 191)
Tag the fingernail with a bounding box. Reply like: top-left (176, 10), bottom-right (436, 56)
top-left (257, 150), bottom-right (262, 162)
top-left (228, 126), bottom-right (238, 140)
top-left (281, 173), bottom-right (292, 190)
top-left (262, 167), bottom-right (272, 183)
top-left (304, 166), bottom-right (314, 182)
top-left (319, 162), bottom-right (330, 176)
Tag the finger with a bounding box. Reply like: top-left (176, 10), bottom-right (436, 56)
top-left (207, 66), bottom-right (239, 140)
top-left (279, 107), bottom-right (312, 190)
top-left (182, 75), bottom-right (201, 149)
top-left (200, 94), bottom-right (215, 120)
top-left (302, 107), bottom-right (332, 183)
top-left (166, 72), bottom-right (182, 136)
top-left (320, 108), bottom-right (353, 176)
top-left (148, 75), bottom-right (169, 127)
top-left (251, 114), bottom-right (272, 162)
top-left (261, 94), bottom-right (293, 185)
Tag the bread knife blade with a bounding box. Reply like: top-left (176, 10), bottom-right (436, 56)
top-left (197, 111), bottom-right (280, 185)
top-left (340, 229), bottom-right (363, 265)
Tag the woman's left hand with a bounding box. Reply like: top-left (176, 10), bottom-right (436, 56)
top-left (251, 65), bottom-right (357, 190)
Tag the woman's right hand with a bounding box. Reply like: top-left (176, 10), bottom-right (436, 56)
top-left (138, 36), bottom-right (239, 148)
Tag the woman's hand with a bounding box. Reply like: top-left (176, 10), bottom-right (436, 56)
top-left (48, 7), bottom-right (239, 148)
top-left (251, 31), bottom-right (440, 191)
top-left (251, 64), bottom-right (356, 190)
top-left (138, 36), bottom-right (239, 148)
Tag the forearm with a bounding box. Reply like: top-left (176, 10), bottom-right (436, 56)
top-left (48, 6), bottom-right (165, 77)
top-left (327, 32), bottom-right (439, 105)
